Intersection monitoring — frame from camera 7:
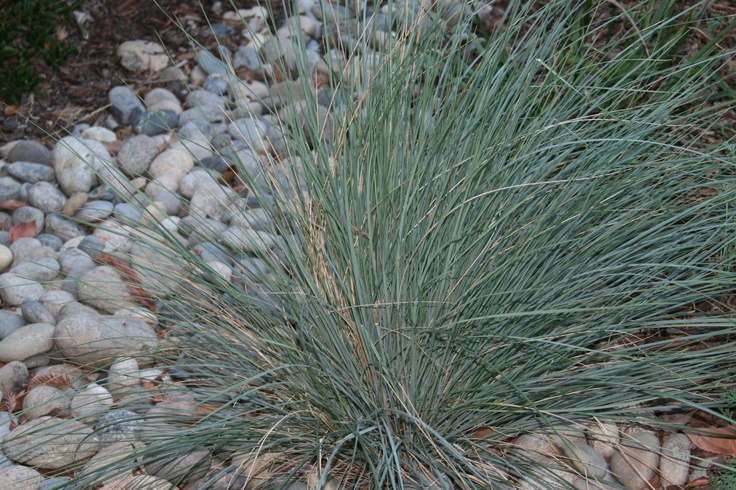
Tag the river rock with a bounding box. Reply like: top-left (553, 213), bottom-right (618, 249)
top-left (9, 237), bottom-right (55, 267)
top-left (36, 233), bottom-right (63, 251)
top-left (227, 117), bottom-right (270, 153)
top-left (80, 440), bottom-right (146, 483)
top-left (106, 357), bottom-right (140, 398)
top-left (27, 181), bottom-right (67, 213)
top-left (94, 409), bottom-right (143, 447)
top-left (514, 432), bottom-right (559, 459)
top-left (221, 227), bottom-right (276, 254)
top-left (12, 205), bottom-right (44, 234)
top-left (0, 244), bottom-right (12, 272)
top-left (560, 442), bottom-right (608, 479)
top-left (0, 322), bottom-right (55, 362)
top-left (22, 385), bottom-right (71, 420)
top-left (145, 88), bottom-right (182, 114)
top-left (11, 256), bottom-right (61, 282)
top-left (149, 148), bottom-right (195, 181)
top-left (659, 433), bottom-right (691, 487)
top-left (6, 161), bottom-right (56, 184)
top-left (53, 136), bottom-right (99, 195)
top-left (93, 160), bottom-right (138, 202)
top-left (228, 206), bottom-right (273, 232)
top-left (189, 184), bottom-right (237, 223)
top-left (109, 86), bottom-right (145, 126)
top-left (2, 416), bottom-right (99, 469)
top-left (233, 44), bottom-right (261, 71)
top-left (59, 248), bottom-right (96, 280)
top-left (57, 301), bottom-right (99, 320)
top-left (0, 465), bottom-right (44, 489)
top-left (145, 173), bottom-right (180, 199)
top-left (117, 135), bottom-right (160, 177)
top-left (77, 236), bottom-right (105, 258)
top-left (6, 140), bottom-right (52, 165)
top-left (0, 176), bottom-right (21, 202)
top-left (179, 218), bottom-right (228, 247)
top-left (197, 465), bottom-right (248, 490)
top-left (610, 429), bottom-right (660, 490)
top-left (54, 313), bottom-right (158, 368)
top-left (45, 213), bottom-right (87, 242)
top-left (231, 451), bottom-right (281, 483)
top-left (61, 192), bottom-right (89, 218)
top-left (39, 290), bottom-right (76, 318)
top-left (0, 273), bottom-right (45, 306)
top-left (145, 399), bottom-right (200, 426)
top-left (118, 40), bottom-right (169, 73)
top-left (586, 419), bottom-right (619, 459)
top-left (196, 49), bottom-right (230, 75)
top-left (80, 126), bottom-right (117, 142)
top-left (0, 361), bottom-right (29, 396)
top-left (21, 299), bottom-right (55, 324)
top-left (71, 382), bottom-right (114, 424)
top-left (145, 448), bottom-right (211, 485)
top-left (38, 477), bottom-right (74, 490)
top-left (74, 200), bottom-right (115, 224)
top-left (168, 127), bottom-right (213, 160)
top-left (130, 241), bottom-right (187, 299)
top-left (133, 109), bottom-right (178, 136)
top-left (571, 473), bottom-right (619, 490)
top-left (0, 310), bottom-right (25, 339)
top-left (113, 203), bottom-right (142, 227)
top-left (260, 37), bottom-right (298, 76)
top-left (192, 241), bottom-right (233, 266)
top-left (122, 475), bottom-right (172, 489)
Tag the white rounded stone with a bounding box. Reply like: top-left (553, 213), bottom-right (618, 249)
top-left (117, 40), bottom-right (169, 73)
top-left (659, 433), bottom-right (691, 488)
top-left (586, 419), bottom-right (619, 458)
top-left (0, 245), bottom-right (12, 272)
top-left (71, 383), bottom-right (114, 423)
top-left (149, 148), bottom-right (195, 180)
top-left (107, 357), bottom-right (141, 398)
top-left (80, 126), bottom-right (117, 142)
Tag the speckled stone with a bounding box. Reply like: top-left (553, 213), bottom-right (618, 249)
top-left (94, 409), bottom-right (143, 447)
top-left (0, 465), bottom-right (44, 489)
top-left (70, 383), bottom-right (114, 424)
top-left (27, 181), bottom-right (67, 213)
top-left (5, 161), bottom-right (56, 184)
top-left (2, 416), bottom-right (99, 469)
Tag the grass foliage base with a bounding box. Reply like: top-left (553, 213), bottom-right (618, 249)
top-left (56, 0), bottom-right (736, 488)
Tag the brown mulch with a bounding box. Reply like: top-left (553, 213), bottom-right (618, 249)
top-left (0, 0), bottom-right (259, 145)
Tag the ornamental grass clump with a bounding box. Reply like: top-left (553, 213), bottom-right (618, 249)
top-left (34, 0), bottom-right (736, 488)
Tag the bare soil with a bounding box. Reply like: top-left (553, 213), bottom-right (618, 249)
top-left (0, 0), bottom-right (259, 145)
